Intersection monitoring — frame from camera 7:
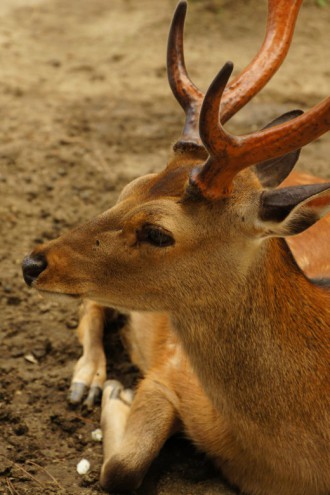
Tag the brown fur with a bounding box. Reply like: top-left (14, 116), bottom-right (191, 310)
top-left (283, 171), bottom-right (330, 279)
top-left (26, 154), bottom-right (330, 494)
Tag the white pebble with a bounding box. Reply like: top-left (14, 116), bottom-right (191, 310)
top-left (76, 458), bottom-right (90, 475)
top-left (91, 428), bottom-right (103, 442)
top-left (24, 353), bottom-right (38, 364)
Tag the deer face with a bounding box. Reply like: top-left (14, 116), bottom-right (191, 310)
top-left (22, 157), bottom-right (265, 312)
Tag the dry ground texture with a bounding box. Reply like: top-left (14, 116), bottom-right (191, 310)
top-left (0, 0), bottom-right (329, 494)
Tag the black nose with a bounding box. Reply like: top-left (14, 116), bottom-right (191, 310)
top-left (22, 254), bottom-right (48, 287)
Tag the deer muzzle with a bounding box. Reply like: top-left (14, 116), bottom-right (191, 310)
top-left (22, 253), bottom-right (48, 287)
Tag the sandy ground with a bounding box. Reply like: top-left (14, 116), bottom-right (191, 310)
top-left (0, 0), bottom-right (329, 494)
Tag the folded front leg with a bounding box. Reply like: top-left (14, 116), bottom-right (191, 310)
top-left (68, 300), bottom-right (115, 408)
top-left (100, 376), bottom-right (179, 492)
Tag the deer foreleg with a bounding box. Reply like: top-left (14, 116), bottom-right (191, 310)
top-left (68, 300), bottom-right (109, 408)
top-left (100, 376), bottom-right (179, 492)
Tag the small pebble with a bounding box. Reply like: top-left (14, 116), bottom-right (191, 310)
top-left (24, 353), bottom-right (38, 365)
top-left (77, 458), bottom-right (90, 475)
top-left (66, 318), bottom-right (78, 329)
top-left (91, 428), bottom-right (103, 442)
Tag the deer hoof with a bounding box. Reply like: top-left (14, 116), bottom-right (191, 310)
top-left (82, 385), bottom-right (103, 411)
top-left (68, 382), bottom-right (88, 406)
top-left (102, 380), bottom-right (134, 407)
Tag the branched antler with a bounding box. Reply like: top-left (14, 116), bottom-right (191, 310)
top-left (220, 0), bottom-right (302, 123)
top-left (190, 63), bottom-right (330, 199)
top-left (167, 0), bottom-right (302, 146)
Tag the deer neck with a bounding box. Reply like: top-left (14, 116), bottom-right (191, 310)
top-left (170, 237), bottom-right (329, 421)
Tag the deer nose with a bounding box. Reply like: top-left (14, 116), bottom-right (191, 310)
top-left (22, 254), bottom-right (48, 287)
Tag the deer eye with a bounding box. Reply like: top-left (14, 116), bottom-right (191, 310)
top-left (138, 225), bottom-right (174, 248)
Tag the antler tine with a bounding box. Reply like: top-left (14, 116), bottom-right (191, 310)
top-left (168, 0), bottom-right (303, 145)
top-left (220, 0), bottom-right (303, 124)
top-left (167, 1), bottom-right (203, 146)
top-left (190, 62), bottom-right (238, 197)
top-left (193, 64), bottom-right (330, 200)
top-left (198, 62), bottom-right (236, 157)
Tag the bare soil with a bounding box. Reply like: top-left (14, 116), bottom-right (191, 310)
top-left (0, 1), bottom-right (329, 494)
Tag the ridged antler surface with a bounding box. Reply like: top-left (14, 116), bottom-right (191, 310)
top-left (190, 63), bottom-right (330, 198)
top-left (167, 0), bottom-right (303, 146)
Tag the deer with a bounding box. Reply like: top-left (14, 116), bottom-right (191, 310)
top-left (22, 1), bottom-right (330, 494)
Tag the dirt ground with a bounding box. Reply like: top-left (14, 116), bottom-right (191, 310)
top-left (0, 0), bottom-right (329, 494)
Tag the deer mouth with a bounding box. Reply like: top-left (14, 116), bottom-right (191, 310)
top-left (36, 287), bottom-right (82, 302)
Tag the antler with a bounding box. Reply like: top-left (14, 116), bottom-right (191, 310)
top-left (190, 63), bottom-right (330, 199)
top-left (220, 0), bottom-right (302, 123)
top-left (167, 1), bottom-right (203, 146)
top-left (167, 0), bottom-right (302, 147)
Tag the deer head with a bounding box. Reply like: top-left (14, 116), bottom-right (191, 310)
top-left (22, 1), bottom-right (330, 316)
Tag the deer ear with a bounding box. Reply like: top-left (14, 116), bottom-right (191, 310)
top-left (254, 110), bottom-right (303, 188)
top-left (258, 182), bottom-right (330, 237)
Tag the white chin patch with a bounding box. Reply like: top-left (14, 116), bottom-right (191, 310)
top-left (37, 290), bottom-right (80, 304)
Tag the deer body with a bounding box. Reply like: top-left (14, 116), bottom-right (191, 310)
top-left (170, 242), bottom-right (330, 495)
top-left (22, 1), bottom-right (330, 494)
top-left (123, 275), bottom-right (330, 495)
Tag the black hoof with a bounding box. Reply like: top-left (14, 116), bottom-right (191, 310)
top-left (68, 382), bottom-right (88, 406)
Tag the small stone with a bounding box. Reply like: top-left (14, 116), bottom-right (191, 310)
top-left (91, 428), bottom-right (102, 442)
top-left (77, 459), bottom-right (90, 475)
top-left (66, 318), bottom-right (78, 329)
top-left (24, 353), bottom-right (38, 365)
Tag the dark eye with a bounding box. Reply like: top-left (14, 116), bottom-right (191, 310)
top-left (138, 225), bottom-right (174, 248)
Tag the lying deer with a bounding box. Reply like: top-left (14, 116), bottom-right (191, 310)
top-left (22, 1), bottom-right (330, 494)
